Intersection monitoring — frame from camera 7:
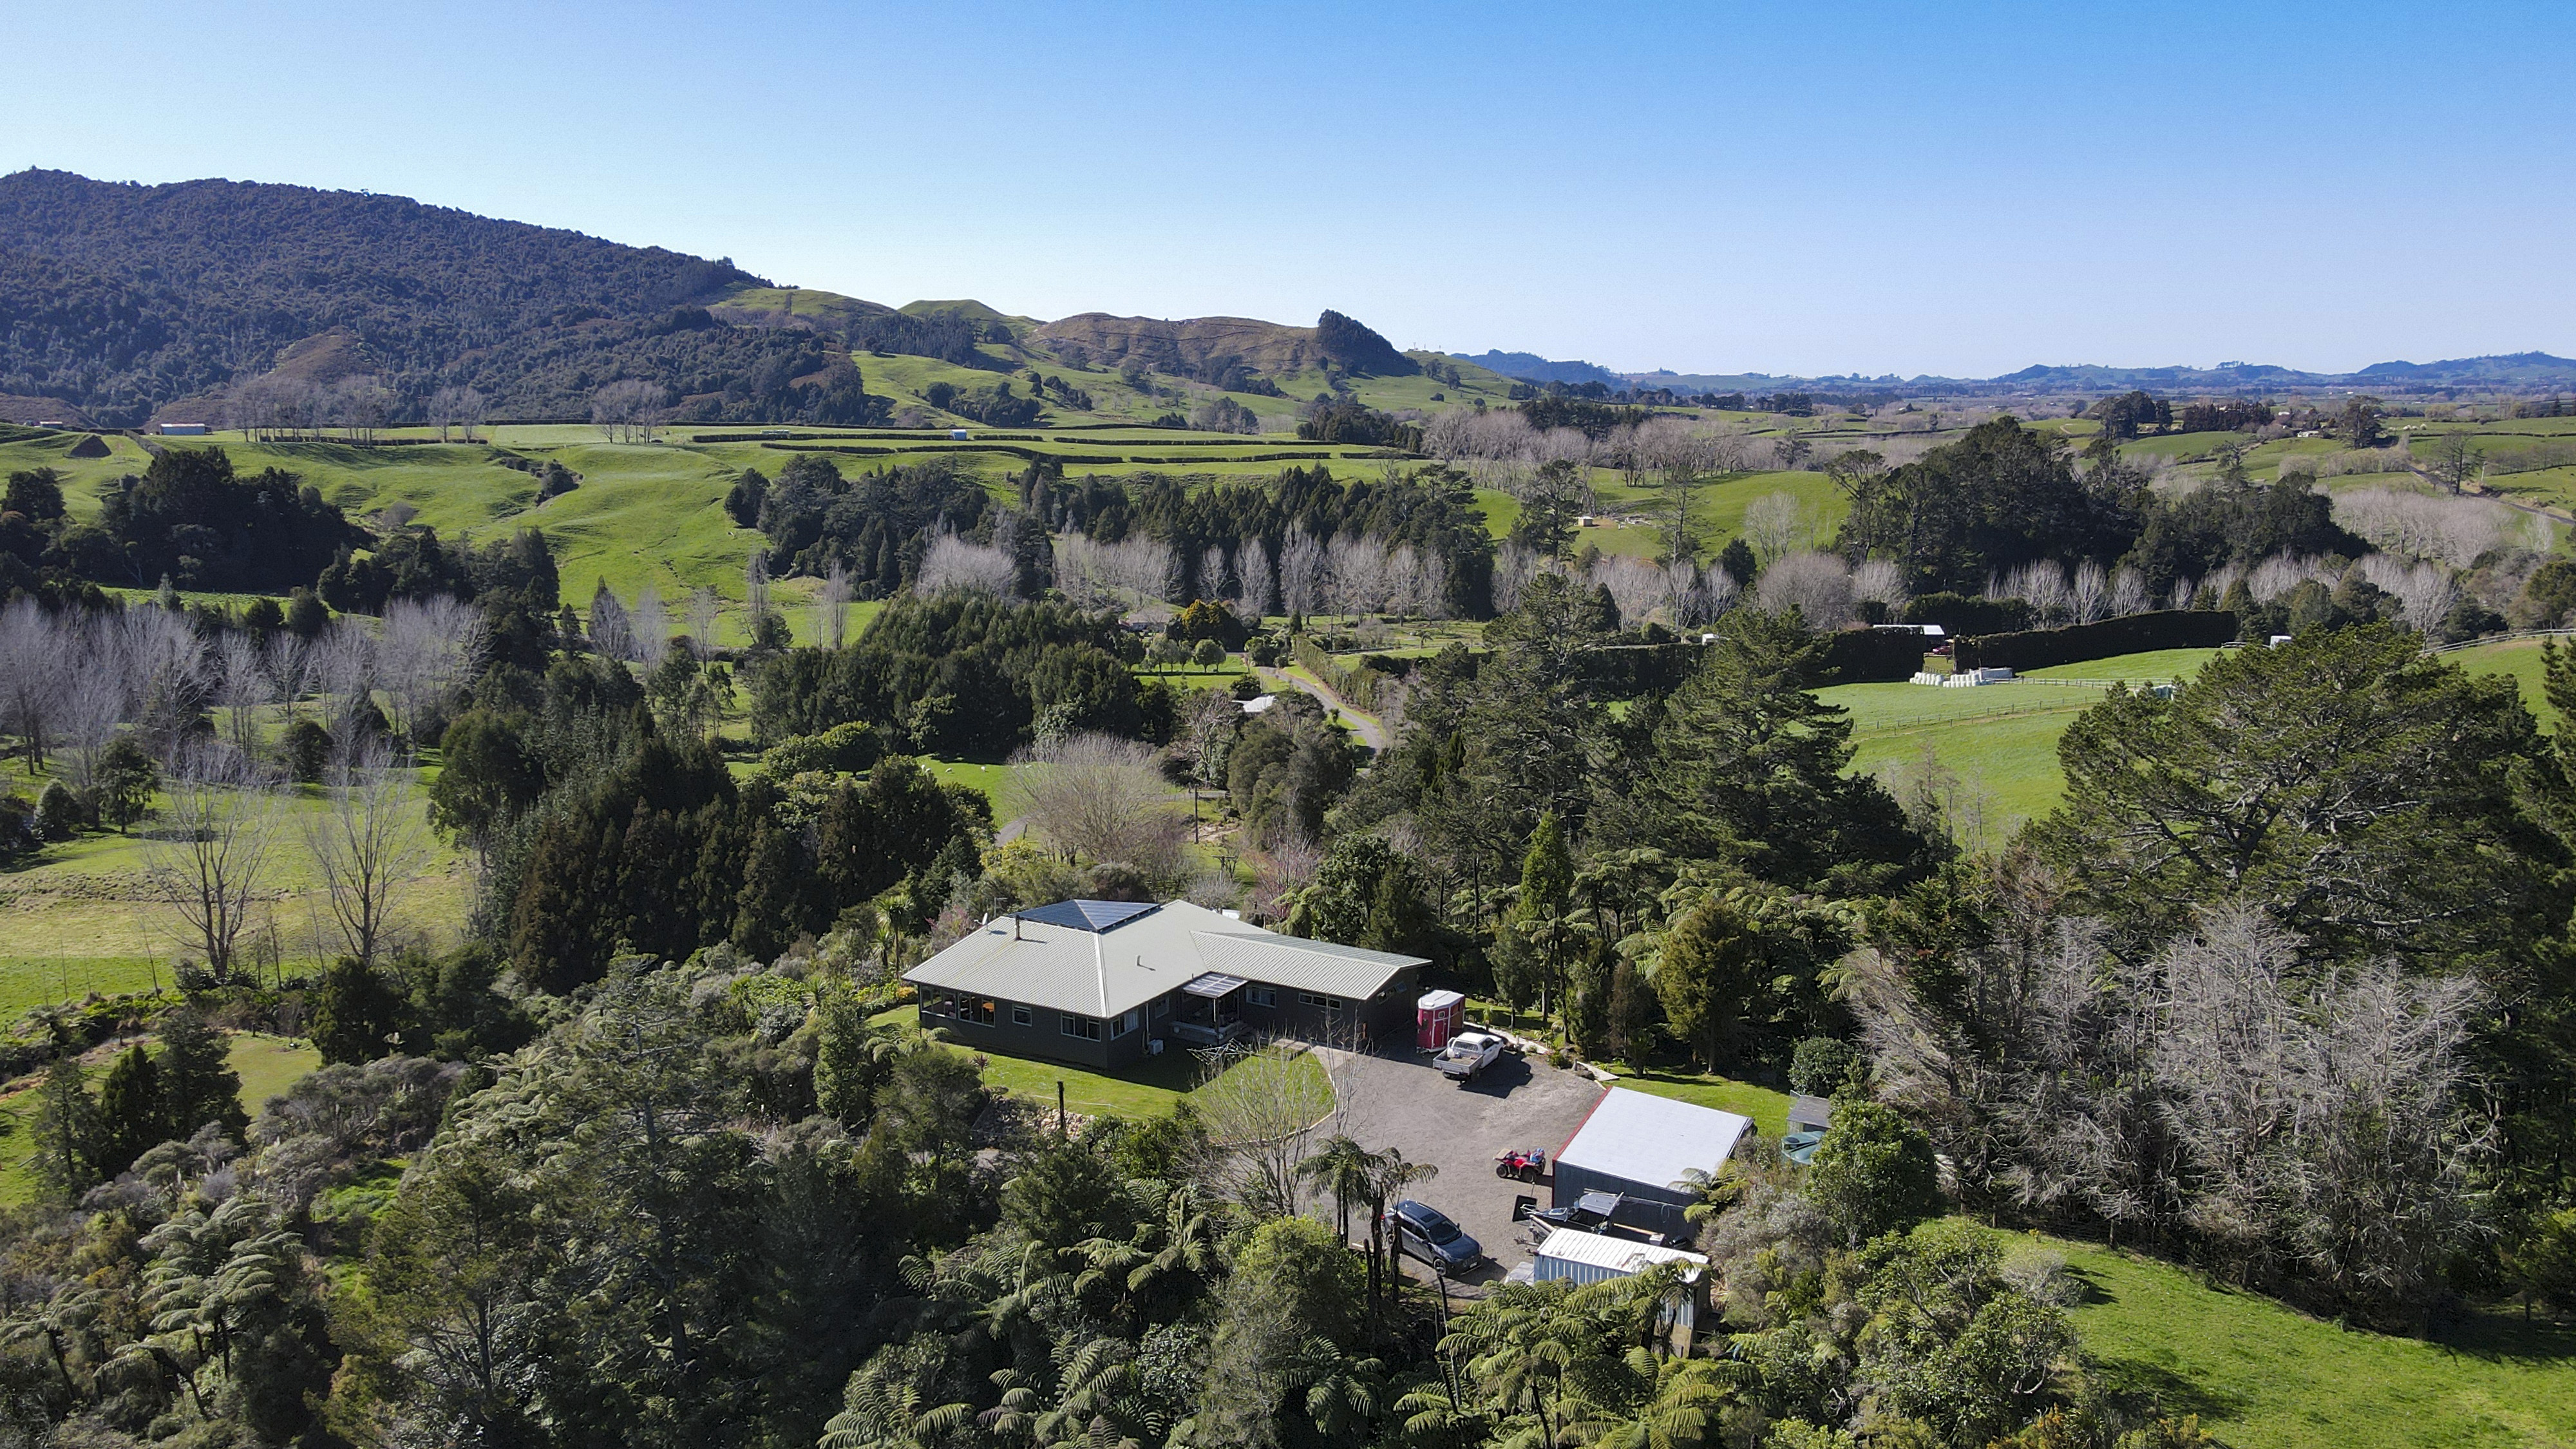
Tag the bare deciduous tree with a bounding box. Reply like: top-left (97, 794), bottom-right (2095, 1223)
top-left (1752, 551), bottom-right (1855, 629)
top-left (587, 580), bottom-right (634, 663)
top-left (1741, 491), bottom-right (1815, 563)
top-left (1850, 558), bottom-right (1911, 618)
top-left (1005, 732), bottom-right (1190, 882)
top-left (1238, 536), bottom-right (1278, 617)
top-left (0, 598), bottom-right (69, 772)
top-left (633, 585), bottom-right (672, 667)
top-left (304, 737), bottom-right (430, 965)
top-left (2108, 565), bottom-right (2153, 617)
top-left (914, 535), bottom-right (1018, 597)
top-left (817, 560), bottom-right (853, 649)
top-left (2356, 554), bottom-right (2458, 633)
top-left (214, 632), bottom-right (270, 759)
top-left (688, 587), bottom-right (721, 659)
top-left (1278, 529), bottom-right (1331, 618)
top-left (305, 621), bottom-right (378, 739)
top-left (591, 379), bottom-right (668, 444)
top-left (1054, 532), bottom-right (1179, 613)
top-left (144, 746), bottom-right (279, 984)
top-left (2070, 560), bottom-right (2109, 624)
top-left (2331, 486), bottom-right (2521, 569)
top-left (377, 594), bottom-right (486, 746)
top-left (1195, 1044), bottom-right (1336, 1217)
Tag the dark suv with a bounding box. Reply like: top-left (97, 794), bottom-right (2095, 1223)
top-left (1385, 1199), bottom-right (1482, 1273)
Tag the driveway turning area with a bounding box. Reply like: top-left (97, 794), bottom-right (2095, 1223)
top-left (1317, 1044), bottom-right (1606, 1285)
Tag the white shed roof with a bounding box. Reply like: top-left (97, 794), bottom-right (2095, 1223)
top-left (904, 900), bottom-right (1423, 1018)
top-left (1535, 1226), bottom-right (1707, 1280)
top-left (1557, 1087), bottom-right (1752, 1191)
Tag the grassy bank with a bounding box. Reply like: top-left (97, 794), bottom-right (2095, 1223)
top-left (2056, 1232), bottom-right (2576, 1448)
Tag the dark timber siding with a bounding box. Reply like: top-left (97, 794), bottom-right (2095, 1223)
top-left (1234, 968), bottom-right (1419, 1047)
top-left (917, 993), bottom-right (1152, 1070)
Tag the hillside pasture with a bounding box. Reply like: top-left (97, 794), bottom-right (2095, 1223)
top-left (2059, 1231), bottom-right (2576, 1448)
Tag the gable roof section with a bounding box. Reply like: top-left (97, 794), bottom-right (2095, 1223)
top-left (903, 900), bottom-right (1423, 1018)
top-left (1535, 1226), bottom-right (1708, 1279)
top-left (1189, 931), bottom-right (1417, 1001)
top-left (1557, 1088), bottom-right (1752, 1191)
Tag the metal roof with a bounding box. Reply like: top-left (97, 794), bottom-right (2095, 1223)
top-left (1182, 972), bottom-right (1249, 998)
top-left (1535, 1226), bottom-right (1707, 1280)
top-left (1557, 1088), bottom-right (1752, 1191)
top-left (1019, 899), bottom-right (1162, 933)
top-left (903, 900), bottom-right (1425, 1018)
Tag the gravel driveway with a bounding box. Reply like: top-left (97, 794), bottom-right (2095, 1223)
top-left (1314, 1043), bottom-right (1606, 1285)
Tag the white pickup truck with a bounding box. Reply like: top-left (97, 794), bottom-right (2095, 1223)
top-left (1434, 1031), bottom-right (1506, 1083)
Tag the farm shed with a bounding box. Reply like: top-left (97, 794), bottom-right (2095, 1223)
top-left (1551, 1088), bottom-right (1752, 1240)
top-left (1533, 1227), bottom-right (1709, 1332)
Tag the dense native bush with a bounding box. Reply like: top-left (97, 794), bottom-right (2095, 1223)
top-left (746, 591), bottom-right (1151, 755)
top-left (48, 446), bottom-right (361, 591)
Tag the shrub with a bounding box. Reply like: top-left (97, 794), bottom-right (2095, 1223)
top-left (1790, 1036), bottom-right (1860, 1096)
top-left (281, 719), bottom-right (335, 783)
top-left (1806, 1099), bottom-right (1942, 1246)
top-left (35, 780), bottom-right (84, 838)
top-left (759, 721), bottom-right (884, 777)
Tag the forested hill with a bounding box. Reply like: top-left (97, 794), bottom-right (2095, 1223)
top-left (0, 169), bottom-right (833, 426)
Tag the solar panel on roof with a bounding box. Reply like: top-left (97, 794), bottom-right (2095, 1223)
top-left (1018, 899), bottom-right (1162, 933)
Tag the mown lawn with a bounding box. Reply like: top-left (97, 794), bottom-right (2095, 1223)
top-left (229, 1032), bottom-right (324, 1114)
top-left (1604, 1068), bottom-right (1795, 1138)
top-left (2054, 1232), bottom-right (2576, 1448)
top-left (0, 1030), bottom-right (321, 1208)
top-left (2447, 635), bottom-right (2562, 722)
top-left (1833, 639), bottom-right (2569, 838)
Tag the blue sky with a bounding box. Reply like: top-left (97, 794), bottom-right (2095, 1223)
top-left (10, 0), bottom-right (2571, 377)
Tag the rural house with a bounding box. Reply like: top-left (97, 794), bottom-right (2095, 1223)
top-left (902, 899), bottom-right (1427, 1069)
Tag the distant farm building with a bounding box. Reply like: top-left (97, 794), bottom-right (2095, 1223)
top-left (158, 422), bottom-right (209, 436)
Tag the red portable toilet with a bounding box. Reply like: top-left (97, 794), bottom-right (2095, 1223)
top-left (1417, 989), bottom-right (1465, 1052)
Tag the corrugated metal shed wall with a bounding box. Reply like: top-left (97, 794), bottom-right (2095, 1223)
top-left (1549, 1162), bottom-right (1697, 1240)
top-left (1531, 1231), bottom-right (1702, 1332)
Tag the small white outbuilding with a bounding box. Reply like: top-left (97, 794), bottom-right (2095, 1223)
top-left (1533, 1227), bottom-right (1709, 1332)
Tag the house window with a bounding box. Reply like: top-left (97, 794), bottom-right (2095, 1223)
top-left (1113, 1009), bottom-right (1141, 1037)
top-left (1247, 987), bottom-right (1278, 1008)
top-left (958, 997), bottom-right (996, 1025)
top-left (1012, 1005), bottom-right (1032, 1026)
top-left (922, 994), bottom-right (950, 1016)
top-left (1298, 992), bottom-right (1344, 1011)
top-left (1154, 994), bottom-right (1172, 1017)
top-left (1061, 1013), bottom-right (1103, 1041)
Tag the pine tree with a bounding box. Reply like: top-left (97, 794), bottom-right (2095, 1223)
top-left (97, 1044), bottom-right (164, 1175)
top-left (27, 1054), bottom-right (98, 1202)
top-left (157, 1007), bottom-right (248, 1141)
top-left (1501, 811), bottom-right (1578, 1024)
top-left (310, 956), bottom-right (410, 1066)
top-left (1653, 891), bottom-right (1765, 1071)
